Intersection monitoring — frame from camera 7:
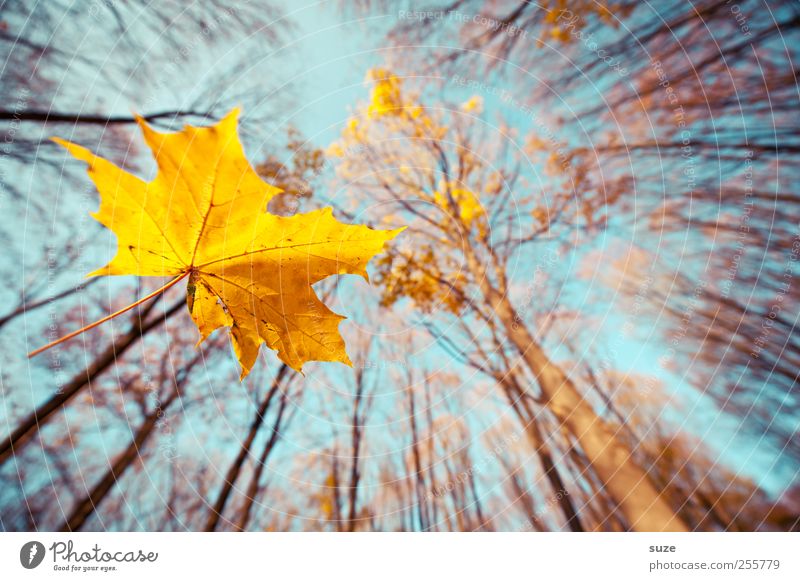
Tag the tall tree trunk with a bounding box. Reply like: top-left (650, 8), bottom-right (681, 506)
top-left (235, 386), bottom-right (292, 531)
top-left (58, 392), bottom-right (177, 531)
top-left (204, 364), bottom-right (288, 531)
top-left (329, 450), bottom-right (344, 531)
top-left (405, 384), bottom-right (430, 531)
top-left (0, 298), bottom-right (183, 465)
top-left (465, 464), bottom-right (487, 531)
top-left (500, 456), bottom-right (548, 531)
top-left (345, 381), bottom-right (366, 532)
top-left (500, 376), bottom-right (585, 531)
top-left (422, 379), bottom-right (439, 530)
top-left (481, 276), bottom-right (688, 531)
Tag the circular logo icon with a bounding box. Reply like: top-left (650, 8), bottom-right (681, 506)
top-left (20, 541), bottom-right (46, 569)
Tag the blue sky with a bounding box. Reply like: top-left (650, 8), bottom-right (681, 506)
top-left (269, 0), bottom-right (795, 496)
top-left (3, 1), bottom-right (795, 532)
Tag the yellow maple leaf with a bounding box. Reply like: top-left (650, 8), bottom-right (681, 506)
top-left (52, 108), bottom-right (403, 378)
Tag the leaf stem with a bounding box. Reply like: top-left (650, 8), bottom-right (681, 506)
top-left (27, 271), bottom-right (190, 358)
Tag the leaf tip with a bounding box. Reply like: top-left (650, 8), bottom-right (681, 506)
top-left (390, 225), bottom-right (408, 237)
top-left (219, 107), bottom-right (243, 132)
top-left (86, 266), bottom-right (109, 278)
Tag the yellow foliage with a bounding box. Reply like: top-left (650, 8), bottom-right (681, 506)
top-left (550, 26), bottom-right (571, 42)
top-left (326, 143), bottom-right (345, 158)
top-left (525, 134), bottom-right (548, 152)
top-left (55, 109), bottom-right (403, 378)
top-left (485, 171), bottom-right (504, 195)
top-left (460, 95), bottom-right (483, 114)
top-left (433, 183), bottom-right (484, 227)
top-left (320, 497), bottom-right (333, 519)
top-left (374, 247), bottom-right (466, 315)
top-left (367, 68), bottom-right (404, 118)
top-left (407, 104), bottom-right (424, 119)
top-left (541, 0), bottom-right (627, 43)
top-left (531, 207), bottom-right (551, 230)
top-left (326, 68), bottom-right (449, 160)
top-left (343, 116), bottom-right (364, 140)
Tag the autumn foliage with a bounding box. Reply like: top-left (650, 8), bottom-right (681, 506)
top-left (48, 110), bottom-right (403, 377)
top-left (1, 0), bottom-right (798, 534)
